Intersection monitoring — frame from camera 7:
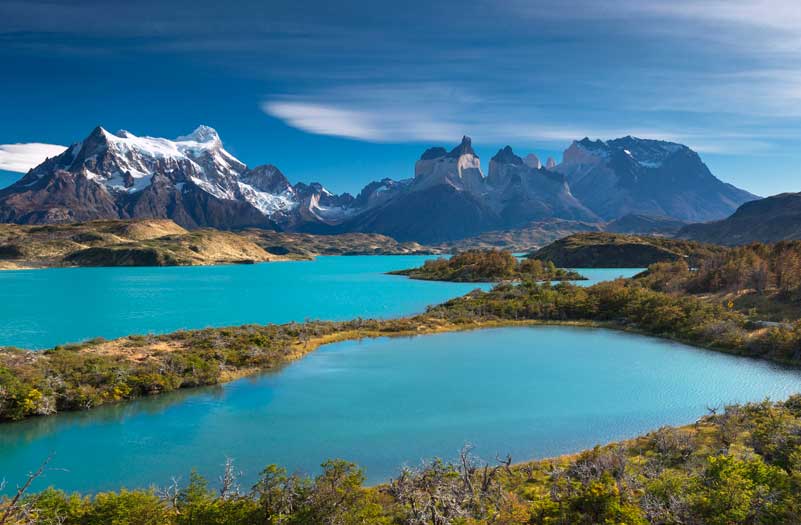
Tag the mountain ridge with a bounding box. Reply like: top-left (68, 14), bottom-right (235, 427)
top-left (678, 192), bottom-right (801, 245)
top-left (0, 126), bottom-right (759, 243)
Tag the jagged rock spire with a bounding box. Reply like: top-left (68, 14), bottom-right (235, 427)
top-left (447, 135), bottom-right (476, 158)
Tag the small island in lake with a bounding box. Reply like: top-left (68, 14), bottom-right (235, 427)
top-left (388, 249), bottom-right (585, 282)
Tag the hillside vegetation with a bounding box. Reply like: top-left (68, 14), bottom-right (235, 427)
top-left (639, 241), bottom-right (801, 321)
top-left (529, 232), bottom-right (725, 268)
top-left (4, 397), bottom-right (801, 524)
top-left (389, 250), bottom-right (584, 282)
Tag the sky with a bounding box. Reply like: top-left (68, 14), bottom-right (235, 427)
top-left (1, 0), bottom-right (800, 196)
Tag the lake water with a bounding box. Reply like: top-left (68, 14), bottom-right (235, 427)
top-left (0, 257), bottom-right (638, 349)
top-left (2, 325), bottom-right (800, 494)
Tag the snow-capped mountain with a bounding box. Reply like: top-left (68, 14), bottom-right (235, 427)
top-left (0, 126), bottom-right (343, 229)
top-left (555, 136), bottom-right (758, 222)
top-left (0, 127), bottom-right (760, 242)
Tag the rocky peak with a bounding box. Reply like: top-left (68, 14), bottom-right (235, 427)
top-left (491, 146), bottom-right (523, 165)
top-left (447, 135), bottom-right (476, 158)
top-left (241, 164), bottom-right (292, 194)
top-left (177, 125), bottom-right (221, 145)
top-left (524, 153), bottom-right (541, 169)
top-left (545, 157), bottom-right (557, 169)
top-left (561, 137), bottom-right (615, 166)
top-left (420, 147), bottom-right (448, 160)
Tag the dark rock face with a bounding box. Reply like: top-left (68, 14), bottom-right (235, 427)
top-left (0, 169), bottom-right (120, 224)
top-left (420, 147), bottom-right (448, 160)
top-left (486, 146), bottom-right (599, 226)
top-left (490, 145), bottom-right (524, 166)
top-left (678, 192), bottom-right (801, 245)
top-left (337, 184), bottom-right (499, 243)
top-left (446, 135), bottom-right (476, 158)
top-left (556, 137), bottom-right (758, 222)
top-left (240, 165), bottom-right (292, 194)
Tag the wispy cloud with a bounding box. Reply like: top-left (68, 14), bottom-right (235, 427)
top-left (263, 91), bottom-right (784, 155)
top-left (0, 143), bottom-right (66, 173)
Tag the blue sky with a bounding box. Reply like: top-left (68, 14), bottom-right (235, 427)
top-left (1, 0), bottom-right (800, 196)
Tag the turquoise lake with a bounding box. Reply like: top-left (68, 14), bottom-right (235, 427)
top-left (0, 256), bottom-right (637, 349)
top-left (2, 326), bottom-right (801, 494)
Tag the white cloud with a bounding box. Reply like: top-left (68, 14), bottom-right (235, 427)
top-left (263, 99), bottom-right (465, 143)
top-left (0, 143), bottom-right (67, 173)
top-left (264, 102), bottom-right (382, 141)
top-left (262, 96), bottom-right (778, 156)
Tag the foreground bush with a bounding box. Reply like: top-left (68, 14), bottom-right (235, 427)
top-left (5, 398), bottom-right (801, 524)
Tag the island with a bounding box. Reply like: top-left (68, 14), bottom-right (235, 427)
top-left (388, 249), bottom-right (585, 282)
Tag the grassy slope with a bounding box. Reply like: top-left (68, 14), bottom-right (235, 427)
top-left (529, 232), bottom-right (726, 268)
top-left (0, 219), bottom-right (443, 269)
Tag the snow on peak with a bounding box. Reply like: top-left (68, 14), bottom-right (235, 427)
top-left (562, 136), bottom-right (688, 169)
top-left (176, 125), bottom-right (221, 145)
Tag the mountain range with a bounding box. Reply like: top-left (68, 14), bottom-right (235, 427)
top-left (0, 126), bottom-right (759, 243)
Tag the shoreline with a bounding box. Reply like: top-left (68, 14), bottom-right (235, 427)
top-left (4, 312), bottom-right (798, 425)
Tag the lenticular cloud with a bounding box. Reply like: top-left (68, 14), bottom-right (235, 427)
top-left (0, 143), bottom-right (68, 173)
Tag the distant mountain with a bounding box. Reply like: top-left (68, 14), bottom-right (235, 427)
top-left (605, 214), bottom-right (689, 235)
top-left (555, 137), bottom-right (758, 222)
top-left (0, 126), bottom-right (349, 230)
top-left (0, 127), bottom-right (759, 243)
top-left (678, 192), bottom-right (801, 245)
top-left (331, 137), bottom-right (500, 242)
top-left (335, 138), bottom-right (598, 242)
